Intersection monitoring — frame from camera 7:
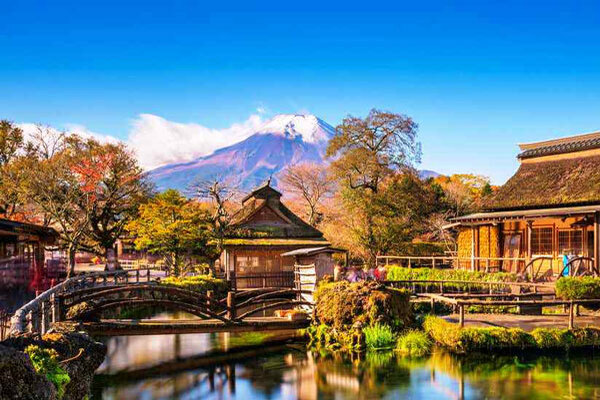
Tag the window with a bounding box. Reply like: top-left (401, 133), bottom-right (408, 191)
top-left (558, 229), bottom-right (583, 255)
top-left (531, 227), bottom-right (553, 254)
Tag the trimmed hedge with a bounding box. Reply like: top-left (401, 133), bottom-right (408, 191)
top-left (555, 277), bottom-right (600, 300)
top-left (386, 266), bottom-right (518, 283)
top-left (423, 316), bottom-right (600, 353)
top-left (160, 275), bottom-right (228, 297)
top-left (314, 281), bottom-right (412, 331)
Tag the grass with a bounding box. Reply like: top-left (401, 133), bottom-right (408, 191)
top-left (396, 330), bottom-right (432, 357)
top-left (364, 323), bottom-right (396, 350)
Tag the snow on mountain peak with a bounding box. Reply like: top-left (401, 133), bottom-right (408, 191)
top-left (255, 114), bottom-right (336, 143)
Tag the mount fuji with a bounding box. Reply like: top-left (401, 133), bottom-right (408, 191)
top-left (147, 114), bottom-right (336, 193)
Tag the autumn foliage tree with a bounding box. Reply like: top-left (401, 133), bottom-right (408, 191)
top-left (72, 140), bottom-right (152, 270)
top-left (325, 109), bottom-right (423, 266)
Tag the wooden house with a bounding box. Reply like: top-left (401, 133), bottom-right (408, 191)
top-left (219, 181), bottom-right (336, 288)
top-left (0, 218), bottom-right (58, 287)
top-left (453, 131), bottom-right (600, 277)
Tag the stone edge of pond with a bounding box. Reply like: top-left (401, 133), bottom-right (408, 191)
top-left (0, 321), bottom-right (107, 400)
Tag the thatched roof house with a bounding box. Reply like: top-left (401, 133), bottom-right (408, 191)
top-left (219, 180), bottom-right (335, 288)
top-left (453, 131), bottom-right (600, 276)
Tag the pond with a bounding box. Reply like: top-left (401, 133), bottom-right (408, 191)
top-left (91, 330), bottom-right (600, 400)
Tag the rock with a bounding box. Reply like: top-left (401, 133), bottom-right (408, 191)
top-left (2, 329), bottom-right (106, 400)
top-left (0, 344), bottom-right (56, 400)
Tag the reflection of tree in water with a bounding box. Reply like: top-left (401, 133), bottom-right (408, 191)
top-left (311, 350), bottom-right (410, 398)
top-left (428, 351), bottom-right (600, 400)
top-left (235, 350), bottom-right (303, 398)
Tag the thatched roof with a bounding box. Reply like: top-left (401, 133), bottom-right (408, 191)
top-left (230, 181), bottom-right (324, 239)
top-left (487, 155), bottom-right (600, 211)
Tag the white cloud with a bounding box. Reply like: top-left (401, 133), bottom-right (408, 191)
top-left (18, 112), bottom-right (266, 170)
top-left (63, 123), bottom-right (121, 144)
top-left (18, 122), bottom-right (120, 146)
top-left (127, 113), bottom-right (264, 169)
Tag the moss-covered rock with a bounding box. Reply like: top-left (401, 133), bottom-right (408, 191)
top-left (314, 281), bottom-right (412, 331)
top-left (0, 344), bottom-right (56, 400)
top-left (3, 328), bottom-right (106, 400)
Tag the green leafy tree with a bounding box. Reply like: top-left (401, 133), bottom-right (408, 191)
top-left (127, 190), bottom-right (217, 276)
top-left (0, 120), bottom-right (26, 219)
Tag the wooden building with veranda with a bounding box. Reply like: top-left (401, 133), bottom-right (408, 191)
top-left (453, 131), bottom-right (600, 279)
top-left (218, 181), bottom-right (341, 289)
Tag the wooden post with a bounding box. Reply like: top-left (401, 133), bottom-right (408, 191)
top-left (439, 281), bottom-right (444, 294)
top-left (227, 291), bottom-right (236, 320)
top-left (526, 221), bottom-right (533, 271)
top-left (595, 211), bottom-right (600, 275)
top-left (432, 257), bottom-right (436, 269)
top-left (136, 269), bottom-right (140, 283)
top-left (206, 290), bottom-right (212, 309)
top-left (470, 226), bottom-right (476, 271)
top-left (459, 304), bottom-right (465, 327)
top-left (430, 297), bottom-right (435, 313)
top-left (147, 268), bottom-right (150, 281)
top-left (569, 301), bottom-right (575, 329)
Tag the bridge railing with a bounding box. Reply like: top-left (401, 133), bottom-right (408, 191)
top-left (9, 269), bottom-right (158, 336)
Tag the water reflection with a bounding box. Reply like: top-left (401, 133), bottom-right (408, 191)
top-left (93, 334), bottom-right (600, 400)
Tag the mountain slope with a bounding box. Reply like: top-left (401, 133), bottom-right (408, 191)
top-left (148, 114), bottom-right (335, 193)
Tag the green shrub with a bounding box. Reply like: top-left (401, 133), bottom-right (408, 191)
top-left (423, 315), bottom-right (463, 350)
top-left (424, 316), bottom-right (600, 353)
top-left (314, 281), bottom-right (412, 331)
top-left (161, 275), bottom-right (228, 297)
top-left (25, 345), bottom-right (71, 399)
top-left (364, 323), bottom-right (396, 350)
top-left (386, 266), bottom-right (518, 284)
top-left (396, 330), bottom-right (432, 357)
top-left (555, 277), bottom-right (600, 300)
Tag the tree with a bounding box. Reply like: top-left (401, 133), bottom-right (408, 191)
top-left (327, 109), bottom-right (420, 193)
top-left (434, 174), bottom-right (493, 217)
top-left (72, 140), bottom-right (152, 270)
top-left (23, 132), bottom-right (92, 277)
top-left (0, 120), bottom-right (26, 219)
top-left (195, 179), bottom-right (239, 274)
top-left (279, 162), bottom-right (336, 226)
top-left (126, 190), bottom-right (217, 277)
top-left (325, 109), bottom-right (422, 266)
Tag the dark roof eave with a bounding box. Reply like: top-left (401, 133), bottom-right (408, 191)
top-left (452, 204), bottom-right (600, 224)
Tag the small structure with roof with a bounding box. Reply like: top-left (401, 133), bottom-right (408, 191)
top-left (219, 180), bottom-right (340, 288)
top-left (0, 218), bottom-right (59, 287)
top-left (452, 131), bottom-right (600, 278)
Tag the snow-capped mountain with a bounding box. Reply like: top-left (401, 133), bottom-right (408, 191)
top-left (148, 114), bottom-right (336, 193)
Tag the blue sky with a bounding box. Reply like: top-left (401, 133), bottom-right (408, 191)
top-left (2, 1), bottom-right (600, 183)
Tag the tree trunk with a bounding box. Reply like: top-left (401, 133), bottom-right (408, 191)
top-left (104, 246), bottom-right (119, 271)
top-left (67, 245), bottom-right (76, 278)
